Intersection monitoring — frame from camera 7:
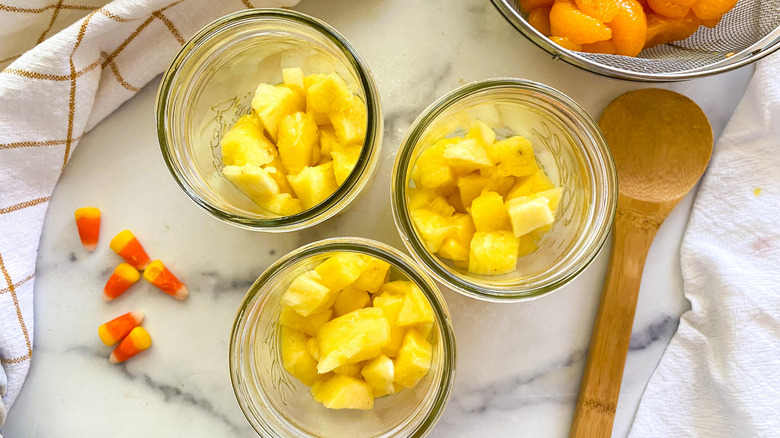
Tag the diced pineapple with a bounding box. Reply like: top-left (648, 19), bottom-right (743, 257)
top-left (427, 196), bottom-right (456, 217)
top-left (333, 361), bottom-right (364, 377)
top-left (438, 238), bottom-right (469, 262)
top-left (415, 140), bottom-right (456, 189)
top-left (372, 291), bottom-right (406, 358)
top-left (315, 253), bottom-right (366, 291)
top-left (407, 188), bottom-right (439, 210)
top-left (331, 137), bottom-right (362, 185)
top-left (282, 67), bottom-right (305, 97)
top-left (468, 231), bottom-right (520, 275)
top-left (306, 337), bottom-right (321, 361)
top-left (517, 234), bottom-right (538, 257)
top-left (220, 114), bottom-right (275, 167)
top-left (280, 270), bottom-right (337, 317)
top-left (361, 355), bottom-right (395, 397)
top-left (279, 306), bottom-right (333, 337)
top-left (483, 136), bottom-right (538, 177)
top-left (506, 169), bottom-right (555, 200)
top-left (333, 286), bottom-right (371, 317)
top-left (470, 191), bottom-right (511, 231)
top-left (393, 329), bottom-right (433, 389)
top-left (306, 72), bottom-right (353, 114)
top-left (442, 139), bottom-right (493, 173)
top-left (330, 95), bottom-right (367, 146)
top-left (506, 196), bottom-right (555, 237)
top-left (533, 188), bottom-right (563, 212)
top-left (466, 120), bottom-right (496, 147)
top-left (277, 112), bottom-right (320, 175)
top-left (447, 192), bottom-right (467, 214)
top-left (396, 283), bottom-right (435, 336)
top-left (437, 213), bottom-right (475, 262)
top-left (410, 208), bottom-right (454, 253)
top-left (378, 281), bottom-right (414, 296)
top-left (222, 164), bottom-right (303, 216)
top-left (311, 375), bottom-right (374, 410)
top-left (251, 83), bottom-right (304, 141)
top-left (353, 257), bottom-right (391, 293)
top-left (317, 307), bottom-right (391, 373)
top-left (304, 73), bottom-right (331, 125)
top-left (286, 162), bottom-right (339, 209)
top-left (319, 125), bottom-right (338, 160)
top-left (457, 174), bottom-right (515, 209)
top-left (263, 155), bottom-right (295, 195)
top-left (281, 327), bottom-right (323, 386)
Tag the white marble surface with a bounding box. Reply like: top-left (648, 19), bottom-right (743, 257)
top-left (3, 0), bottom-right (753, 437)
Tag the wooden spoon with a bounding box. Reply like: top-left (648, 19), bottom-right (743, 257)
top-left (570, 89), bottom-right (713, 438)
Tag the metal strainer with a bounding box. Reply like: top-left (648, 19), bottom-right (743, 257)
top-left (491, 0), bottom-right (780, 81)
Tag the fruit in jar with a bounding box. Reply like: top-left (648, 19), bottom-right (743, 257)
top-left (393, 329), bottom-right (433, 389)
top-left (311, 374), bottom-right (374, 410)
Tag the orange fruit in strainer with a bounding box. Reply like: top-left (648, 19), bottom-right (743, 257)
top-left (611, 0), bottom-right (648, 56)
top-left (550, 0), bottom-right (613, 44)
top-left (550, 35), bottom-right (584, 50)
top-left (528, 7), bottom-right (553, 35)
top-left (574, 0), bottom-right (621, 22)
top-left (519, 0), bottom-right (555, 11)
top-left (582, 39), bottom-right (618, 53)
top-left (645, 11), bottom-right (701, 48)
top-left (647, 0), bottom-right (691, 18)
top-left (690, 0), bottom-right (738, 20)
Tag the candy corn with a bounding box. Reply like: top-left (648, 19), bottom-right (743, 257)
top-left (98, 311), bottom-right (144, 346)
top-left (143, 260), bottom-right (188, 300)
top-left (110, 230), bottom-right (151, 270)
top-left (110, 326), bottom-right (152, 363)
top-left (74, 207), bottom-right (101, 251)
top-left (103, 263), bottom-right (141, 301)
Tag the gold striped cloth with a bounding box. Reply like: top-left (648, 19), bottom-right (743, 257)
top-left (0, 0), bottom-right (297, 427)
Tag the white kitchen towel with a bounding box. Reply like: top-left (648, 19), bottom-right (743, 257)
top-left (0, 0), bottom-right (297, 428)
top-left (629, 54), bottom-right (780, 436)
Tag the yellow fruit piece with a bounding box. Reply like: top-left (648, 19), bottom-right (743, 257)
top-left (263, 155), bottom-right (295, 195)
top-left (330, 95), bottom-right (368, 146)
top-left (396, 283), bottom-right (434, 337)
top-left (282, 67), bottom-right (305, 97)
top-left (442, 139), bottom-right (494, 174)
top-left (465, 120), bottom-right (496, 147)
top-left (333, 361), bottom-right (364, 377)
top-left (331, 137), bottom-right (363, 185)
top-left (277, 111), bottom-right (320, 175)
top-left (251, 83), bottom-right (303, 141)
top-left (393, 329), bottom-right (433, 389)
top-left (457, 173), bottom-right (515, 208)
top-left (319, 125), bottom-right (338, 160)
top-left (407, 188), bottom-right (439, 210)
top-left (311, 374), bottom-right (374, 410)
top-left (317, 307), bottom-right (391, 373)
top-left (483, 136), bottom-right (538, 177)
top-left (279, 306), bottom-right (333, 337)
top-left (506, 196), bottom-right (555, 237)
top-left (220, 114), bottom-right (275, 167)
top-left (222, 164), bottom-right (303, 216)
top-left (470, 191), bottom-right (511, 232)
top-left (306, 337), bottom-right (321, 361)
top-left (549, 0), bottom-right (613, 45)
top-left (506, 169), bottom-right (555, 200)
top-left (549, 36), bottom-right (583, 51)
top-left (315, 253), bottom-right (366, 291)
top-left (281, 327), bottom-right (324, 386)
top-left (410, 207), bottom-right (455, 253)
top-left (353, 257), bottom-right (391, 293)
top-left (286, 162), bottom-right (339, 210)
top-left (304, 74), bottom-right (331, 125)
top-left (361, 355), bottom-right (395, 397)
top-left (517, 234), bottom-right (539, 257)
top-left (468, 231), bottom-right (520, 275)
top-left (333, 286), bottom-right (371, 317)
top-left (533, 187), bottom-right (563, 212)
top-left (378, 281), bottom-right (414, 296)
top-left (280, 270), bottom-right (336, 317)
top-left (438, 238), bottom-right (470, 262)
top-left (415, 140), bottom-right (456, 189)
top-left (372, 291), bottom-right (406, 358)
top-left (306, 72), bottom-right (353, 114)
top-left (438, 213), bottom-right (475, 262)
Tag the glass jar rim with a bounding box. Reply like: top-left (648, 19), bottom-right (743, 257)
top-left (156, 9), bottom-right (382, 232)
top-left (229, 237), bottom-right (457, 437)
top-left (391, 78), bottom-right (617, 302)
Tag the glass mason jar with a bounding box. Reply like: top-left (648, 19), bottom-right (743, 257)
top-left (156, 9), bottom-right (382, 232)
top-left (391, 79), bottom-right (617, 302)
top-left (229, 237), bottom-right (457, 437)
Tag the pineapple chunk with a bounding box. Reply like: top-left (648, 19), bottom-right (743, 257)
top-left (263, 155), bottom-right (295, 195)
top-left (220, 114), bottom-right (275, 167)
top-left (353, 257), bottom-right (391, 293)
top-left (447, 192), bottom-right (467, 214)
top-left (281, 327), bottom-right (324, 386)
top-left (306, 72), bottom-right (352, 114)
top-left (306, 337), bottom-right (321, 361)
top-left (317, 307), bottom-right (391, 373)
top-left (330, 95), bottom-right (367, 146)
top-left (282, 67), bottom-right (305, 97)
top-left (280, 270), bottom-right (337, 317)
top-left (407, 188), bottom-right (439, 210)
top-left (468, 231), bottom-right (520, 275)
top-left (466, 120), bottom-right (496, 147)
top-left (331, 137), bottom-right (363, 185)
top-left (311, 375), bottom-right (374, 410)
top-left (438, 238), bottom-right (469, 262)
top-left (427, 196), bottom-right (456, 217)
top-left (304, 74), bottom-right (331, 126)
top-left (506, 196), bottom-right (555, 237)
top-left (517, 234), bottom-right (538, 257)
top-left (533, 188), bottom-right (563, 212)
top-left (483, 136), bottom-right (538, 177)
top-left (506, 169), bottom-right (555, 200)
top-left (277, 112), bottom-right (320, 175)
top-left (393, 329), bottom-right (432, 389)
top-left (333, 361), bottom-right (364, 377)
top-left (319, 125), bottom-right (338, 160)
top-left (442, 139), bottom-right (493, 173)
top-left (361, 355), bottom-right (395, 397)
top-left (279, 306), bottom-right (332, 337)
top-left (222, 164), bottom-right (303, 216)
top-left (373, 291), bottom-right (406, 357)
top-left (333, 286), bottom-right (371, 317)
top-left (286, 162), bottom-right (339, 209)
top-left (396, 283), bottom-right (435, 337)
top-left (437, 213), bottom-right (475, 262)
top-left (457, 173), bottom-right (514, 208)
top-left (251, 83), bottom-right (303, 141)
top-left (470, 191), bottom-right (511, 231)
top-left (410, 208), bottom-right (454, 253)
top-left (315, 253), bottom-right (366, 291)
top-left (378, 281), bottom-right (415, 296)
top-left (415, 140), bottom-right (456, 189)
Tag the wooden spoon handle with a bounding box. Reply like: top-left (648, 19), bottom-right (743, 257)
top-left (570, 207), bottom-right (661, 438)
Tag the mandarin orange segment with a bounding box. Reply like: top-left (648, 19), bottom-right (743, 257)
top-left (647, 0), bottom-right (690, 18)
top-left (690, 0), bottom-right (737, 20)
top-left (550, 0), bottom-right (613, 44)
top-left (610, 0), bottom-right (648, 56)
top-left (528, 7), bottom-right (553, 35)
top-left (700, 16), bottom-right (721, 27)
top-left (574, 0), bottom-right (621, 22)
top-left (645, 12), bottom-right (701, 48)
top-left (582, 39), bottom-right (618, 53)
top-left (549, 36), bottom-right (584, 50)
top-left (519, 0), bottom-right (555, 11)
top-left (670, 0), bottom-right (696, 5)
